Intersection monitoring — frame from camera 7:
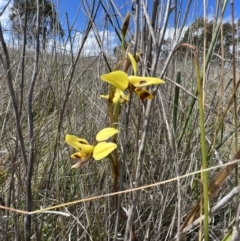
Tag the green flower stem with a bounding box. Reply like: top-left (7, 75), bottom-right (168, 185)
top-left (176, 43), bottom-right (209, 239)
top-left (195, 49), bottom-right (209, 241)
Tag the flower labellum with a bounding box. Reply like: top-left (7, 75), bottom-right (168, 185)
top-left (134, 88), bottom-right (153, 100)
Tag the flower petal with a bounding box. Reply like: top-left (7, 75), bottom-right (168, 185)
top-left (128, 76), bottom-right (165, 87)
top-left (65, 134), bottom-right (89, 151)
top-left (93, 142), bottom-right (117, 160)
top-left (134, 88), bottom-right (153, 100)
top-left (101, 71), bottom-right (129, 91)
top-left (96, 128), bottom-right (119, 142)
top-left (127, 52), bottom-right (137, 75)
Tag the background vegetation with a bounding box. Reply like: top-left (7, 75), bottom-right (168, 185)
top-left (0, 0), bottom-right (240, 240)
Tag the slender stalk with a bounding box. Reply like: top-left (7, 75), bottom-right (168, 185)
top-left (195, 51), bottom-right (209, 241)
top-left (19, 0), bottom-right (27, 117)
top-left (176, 43), bottom-right (209, 239)
top-left (25, 0), bottom-right (40, 239)
top-left (210, 2), bottom-right (225, 165)
top-left (0, 26), bottom-right (27, 168)
top-left (202, 1), bottom-right (208, 239)
top-left (231, 0), bottom-right (239, 233)
top-left (173, 71), bottom-right (181, 134)
top-left (231, 0), bottom-right (238, 153)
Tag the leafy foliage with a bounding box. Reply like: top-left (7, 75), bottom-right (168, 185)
top-left (9, 0), bottom-right (64, 47)
top-left (182, 17), bottom-right (239, 58)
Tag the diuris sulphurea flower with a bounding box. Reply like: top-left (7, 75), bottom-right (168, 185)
top-left (100, 53), bottom-right (164, 101)
top-left (65, 128), bottom-right (119, 168)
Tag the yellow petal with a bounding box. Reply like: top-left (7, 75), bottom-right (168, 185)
top-left (128, 76), bottom-right (165, 87)
top-left (65, 134), bottom-right (89, 151)
top-left (101, 71), bottom-right (129, 91)
top-left (100, 94), bottom-right (109, 100)
top-left (93, 142), bottom-right (117, 160)
top-left (96, 128), bottom-right (119, 142)
top-left (127, 52), bottom-right (137, 75)
top-left (134, 88), bottom-right (153, 100)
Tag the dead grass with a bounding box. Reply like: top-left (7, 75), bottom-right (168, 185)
top-left (0, 0), bottom-right (240, 240)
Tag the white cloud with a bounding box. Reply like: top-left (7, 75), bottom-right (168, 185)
top-left (205, 12), bottom-right (238, 24)
top-left (50, 30), bottom-right (117, 56)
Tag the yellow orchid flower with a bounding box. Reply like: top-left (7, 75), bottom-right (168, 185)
top-left (100, 52), bottom-right (164, 102)
top-left (100, 69), bottom-right (164, 93)
top-left (65, 128), bottom-right (119, 168)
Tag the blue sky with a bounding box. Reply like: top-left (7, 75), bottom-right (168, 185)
top-left (0, 0), bottom-right (239, 31)
top-left (0, 0), bottom-right (239, 54)
top-left (55, 0), bottom-right (239, 30)
top-left (54, 0), bottom-right (239, 53)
